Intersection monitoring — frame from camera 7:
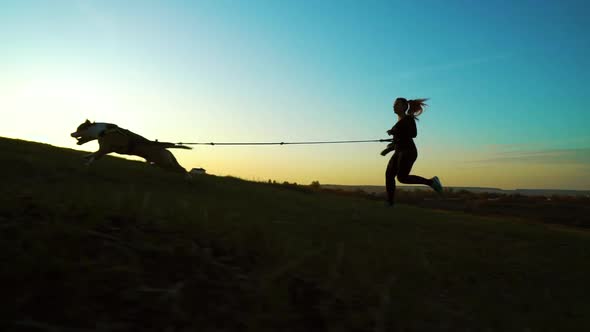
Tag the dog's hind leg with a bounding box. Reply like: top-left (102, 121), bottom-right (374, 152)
top-left (155, 149), bottom-right (187, 174)
top-left (166, 150), bottom-right (188, 174)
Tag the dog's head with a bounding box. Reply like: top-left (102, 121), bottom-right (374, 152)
top-left (71, 119), bottom-right (98, 145)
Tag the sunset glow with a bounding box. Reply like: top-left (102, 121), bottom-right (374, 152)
top-left (1, 1), bottom-right (588, 189)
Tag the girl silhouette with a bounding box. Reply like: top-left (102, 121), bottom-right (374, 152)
top-left (382, 97), bottom-right (443, 206)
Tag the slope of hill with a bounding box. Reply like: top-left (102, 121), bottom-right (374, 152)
top-left (1, 137), bottom-right (589, 331)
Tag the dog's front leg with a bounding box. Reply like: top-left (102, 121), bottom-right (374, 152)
top-left (83, 149), bottom-right (108, 166)
top-left (83, 153), bottom-right (97, 166)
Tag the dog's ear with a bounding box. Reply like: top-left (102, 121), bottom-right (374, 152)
top-left (85, 119), bottom-right (91, 124)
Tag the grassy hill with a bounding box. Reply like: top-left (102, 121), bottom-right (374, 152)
top-left (1, 136), bottom-right (589, 331)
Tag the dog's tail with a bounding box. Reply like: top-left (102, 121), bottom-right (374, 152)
top-left (169, 144), bottom-right (192, 150)
top-left (153, 141), bottom-right (193, 150)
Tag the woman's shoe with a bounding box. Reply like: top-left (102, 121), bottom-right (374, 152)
top-left (431, 176), bottom-right (443, 194)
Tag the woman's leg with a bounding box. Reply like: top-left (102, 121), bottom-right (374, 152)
top-left (396, 149), bottom-right (433, 186)
top-left (385, 152), bottom-right (399, 205)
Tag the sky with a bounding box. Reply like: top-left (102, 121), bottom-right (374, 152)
top-left (1, 0), bottom-right (589, 189)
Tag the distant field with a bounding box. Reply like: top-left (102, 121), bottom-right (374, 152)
top-left (322, 184), bottom-right (590, 197)
top-left (1, 137), bottom-right (589, 331)
top-left (320, 186), bottom-right (590, 228)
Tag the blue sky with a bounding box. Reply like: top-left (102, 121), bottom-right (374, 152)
top-left (1, 0), bottom-right (589, 189)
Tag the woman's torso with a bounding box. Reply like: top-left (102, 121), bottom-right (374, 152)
top-left (391, 116), bottom-right (417, 150)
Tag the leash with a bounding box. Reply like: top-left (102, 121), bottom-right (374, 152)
top-left (176, 138), bottom-right (394, 146)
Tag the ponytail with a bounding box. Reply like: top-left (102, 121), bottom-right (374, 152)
top-left (407, 98), bottom-right (428, 118)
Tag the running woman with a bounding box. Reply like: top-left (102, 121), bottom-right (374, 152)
top-left (382, 97), bottom-right (443, 206)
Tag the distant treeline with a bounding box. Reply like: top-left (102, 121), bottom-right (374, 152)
top-left (262, 180), bottom-right (590, 228)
